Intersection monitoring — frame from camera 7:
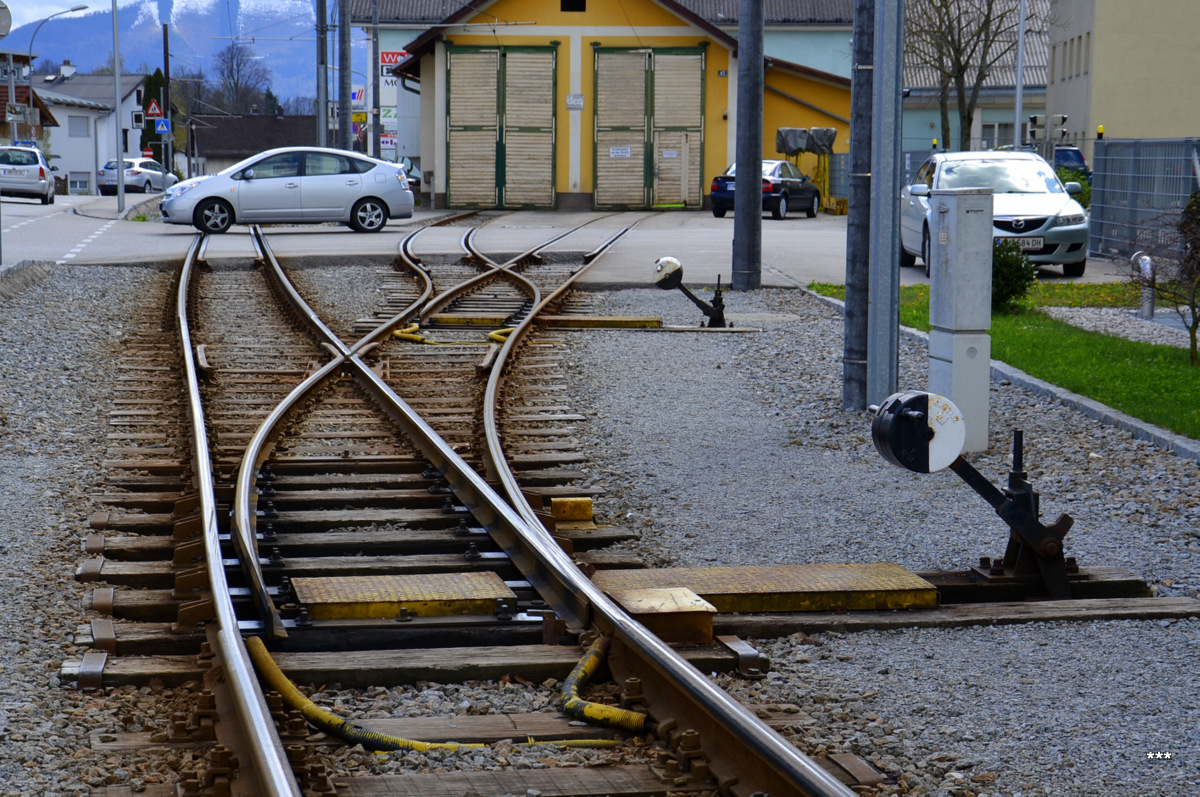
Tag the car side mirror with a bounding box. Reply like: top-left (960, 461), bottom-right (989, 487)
top-left (1064, 181), bottom-right (1082, 195)
top-left (242, 169), bottom-right (255, 180)
top-left (50, 165), bottom-right (59, 172)
top-left (909, 184), bottom-right (930, 197)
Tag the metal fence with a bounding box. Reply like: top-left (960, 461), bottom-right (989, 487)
top-left (1090, 138), bottom-right (1200, 259)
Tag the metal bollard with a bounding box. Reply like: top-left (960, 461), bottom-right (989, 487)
top-left (1132, 251), bottom-right (1155, 320)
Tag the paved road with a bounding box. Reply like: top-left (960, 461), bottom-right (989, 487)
top-left (1, 195), bottom-right (1133, 290)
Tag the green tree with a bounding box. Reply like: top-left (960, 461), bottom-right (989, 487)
top-left (140, 68), bottom-right (166, 159)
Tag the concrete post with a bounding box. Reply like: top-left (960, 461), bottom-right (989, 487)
top-left (928, 187), bottom-right (993, 452)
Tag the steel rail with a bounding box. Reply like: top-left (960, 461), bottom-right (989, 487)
top-left (234, 223), bottom-right (852, 795)
top-left (175, 233), bottom-right (303, 797)
top-left (473, 214), bottom-right (856, 796)
top-left (228, 227), bottom-right (435, 641)
top-left (420, 216), bottom-right (615, 322)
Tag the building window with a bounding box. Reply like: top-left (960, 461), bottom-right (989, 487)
top-left (1050, 45), bottom-right (1057, 83)
top-left (980, 122), bottom-right (1015, 150)
top-left (68, 115), bottom-right (89, 137)
top-left (1076, 35), bottom-right (1083, 76)
top-left (1084, 32), bottom-right (1090, 73)
top-left (69, 171), bottom-right (90, 193)
top-left (562, 0), bottom-right (585, 10)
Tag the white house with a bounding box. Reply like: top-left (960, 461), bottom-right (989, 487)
top-left (34, 64), bottom-right (147, 195)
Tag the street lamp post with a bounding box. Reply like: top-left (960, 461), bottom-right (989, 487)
top-left (27, 5), bottom-right (88, 132)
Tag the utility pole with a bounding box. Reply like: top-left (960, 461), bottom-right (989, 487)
top-left (337, 0), bottom-right (351, 151)
top-left (842, 0), bottom-right (875, 410)
top-left (371, 0), bottom-right (380, 158)
top-left (866, 0), bottom-right (904, 404)
top-left (731, 0), bottom-right (764, 291)
top-left (1013, 0), bottom-right (1027, 147)
top-left (162, 23), bottom-right (172, 173)
top-left (316, 0), bottom-right (328, 146)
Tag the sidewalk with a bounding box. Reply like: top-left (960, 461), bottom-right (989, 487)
top-left (70, 193), bottom-right (161, 221)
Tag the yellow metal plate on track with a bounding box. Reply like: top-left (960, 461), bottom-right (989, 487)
top-left (592, 563), bottom-right (937, 613)
top-left (292, 572), bottom-right (517, 620)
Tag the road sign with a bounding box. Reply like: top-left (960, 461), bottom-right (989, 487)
top-left (155, 118), bottom-right (170, 134)
top-left (146, 98), bottom-right (163, 118)
top-left (143, 148), bottom-right (153, 157)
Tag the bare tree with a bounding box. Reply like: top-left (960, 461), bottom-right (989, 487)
top-left (906, 0), bottom-right (1032, 151)
top-left (213, 43), bottom-right (272, 115)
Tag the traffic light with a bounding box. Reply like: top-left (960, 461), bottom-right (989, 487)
top-left (1027, 114), bottom-right (1046, 142)
top-left (1051, 114), bottom-right (1069, 140)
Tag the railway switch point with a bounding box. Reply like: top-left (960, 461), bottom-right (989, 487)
top-left (654, 256), bottom-right (728, 328)
top-left (873, 391), bottom-right (1076, 599)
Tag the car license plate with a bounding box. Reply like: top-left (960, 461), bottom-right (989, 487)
top-left (997, 236), bottom-right (1043, 250)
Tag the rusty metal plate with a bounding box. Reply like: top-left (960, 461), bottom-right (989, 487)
top-left (292, 572), bottom-right (518, 620)
top-left (593, 563), bottom-right (938, 613)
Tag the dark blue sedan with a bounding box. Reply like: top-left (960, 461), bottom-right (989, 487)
top-left (710, 160), bottom-right (821, 220)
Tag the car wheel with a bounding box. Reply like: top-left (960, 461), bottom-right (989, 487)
top-left (143, 181), bottom-right (153, 193)
top-left (922, 227), bottom-right (931, 278)
top-left (194, 198), bottom-right (234, 234)
top-left (350, 198), bottom-right (389, 232)
top-left (1062, 260), bottom-right (1086, 278)
top-left (772, 195), bottom-right (788, 220)
top-left (41, 190), bottom-right (52, 205)
top-left (806, 193), bottom-right (819, 218)
top-left (712, 207), bottom-right (727, 218)
top-left (900, 241), bottom-right (916, 269)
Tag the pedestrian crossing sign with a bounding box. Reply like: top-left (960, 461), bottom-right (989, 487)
top-left (155, 118), bottom-right (170, 134)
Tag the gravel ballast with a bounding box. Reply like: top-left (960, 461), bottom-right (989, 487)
top-left (1, 262), bottom-right (1197, 796)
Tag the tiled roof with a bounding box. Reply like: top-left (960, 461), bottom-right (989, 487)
top-left (349, 0), bottom-right (853, 26)
top-left (674, 0), bottom-right (853, 24)
top-left (30, 73), bottom-right (144, 104)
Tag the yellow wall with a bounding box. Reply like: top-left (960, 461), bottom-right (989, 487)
top-left (762, 67), bottom-right (850, 176)
top-left (442, 0), bottom-right (847, 200)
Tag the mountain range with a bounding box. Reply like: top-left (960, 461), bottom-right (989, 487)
top-left (3, 0), bottom-right (350, 103)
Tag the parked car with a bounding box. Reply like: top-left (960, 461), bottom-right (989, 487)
top-left (0, 145), bottom-right (57, 204)
top-left (98, 157), bottom-right (179, 195)
top-left (160, 147), bottom-right (415, 234)
top-left (900, 151), bottom-right (1089, 277)
top-left (1053, 145), bottom-right (1090, 178)
top-left (710, 160), bottom-right (820, 220)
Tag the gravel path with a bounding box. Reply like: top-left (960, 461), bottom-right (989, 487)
top-left (1, 260), bottom-right (1197, 796)
top-left (565, 286), bottom-right (1200, 796)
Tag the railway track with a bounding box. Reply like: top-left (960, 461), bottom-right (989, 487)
top-left (70, 214), bottom-right (863, 797)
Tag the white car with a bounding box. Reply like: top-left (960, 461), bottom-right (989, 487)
top-left (900, 151), bottom-right (1090, 277)
top-left (0, 145), bottom-right (57, 204)
top-left (160, 147), bottom-right (415, 234)
top-left (98, 157), bottom-right (179, 195)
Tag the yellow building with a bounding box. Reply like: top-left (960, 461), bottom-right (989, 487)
top-left (396, 0), bottom-right (850, 210)
top-left (1048, 0), bottom-right (1200, 158)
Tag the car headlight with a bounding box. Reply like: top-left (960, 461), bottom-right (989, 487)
top-left (166, 182), bottom-right (198, 199)
top-left (1055, 213), bottom-right (1087, 227)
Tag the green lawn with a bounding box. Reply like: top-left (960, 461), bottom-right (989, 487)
top-left (809, 282), bottom-right (1200, 441)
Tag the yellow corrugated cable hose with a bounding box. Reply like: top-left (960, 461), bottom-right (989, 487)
top-left (392, 322), bottom-right (426, 343)
top-left (245, 636), bottom-right (623, 752)
top-left (560, 636), bottom-right (652, 733)
top-left (488, 327), bottom-right (515, 343)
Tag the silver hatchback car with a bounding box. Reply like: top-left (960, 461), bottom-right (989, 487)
top-left (900, 151), bottom-right (1089, 277)
top-left (160, 147), bottom-right (415, 234)
top-left (0, 145), bottom-right (57, 204)
top-left (98, 157), bottom-right (179, 195)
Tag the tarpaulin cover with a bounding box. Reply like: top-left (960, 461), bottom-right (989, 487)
top-left (775, 127), bottom-right (809, 156)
